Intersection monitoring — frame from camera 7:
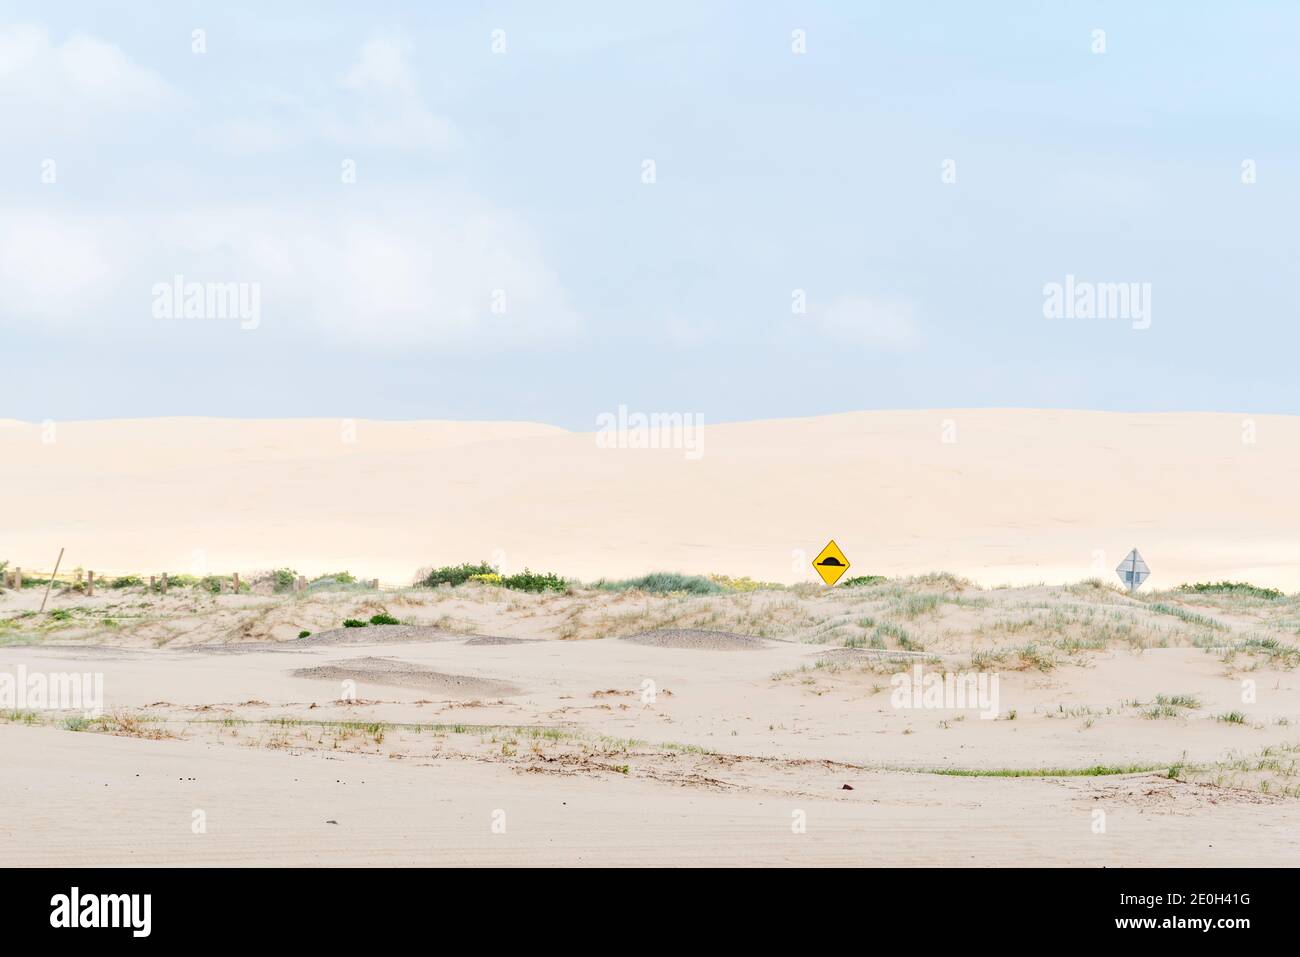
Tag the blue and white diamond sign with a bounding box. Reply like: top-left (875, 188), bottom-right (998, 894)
top-left (1115, 548), bottom-right (1150, 592)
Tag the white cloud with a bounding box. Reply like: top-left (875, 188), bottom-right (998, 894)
top-left (0, 196), bottom-right (578, 349)
top-left (341, 36), bottom-right (420, 96)
top-left (0, 213), bottom-right (117, 321)
top-left (0, 23), bottom-right (174, 112)
top-left (330, 35), bottom-right (456, 152)
top-left (209, 35), bottom-right (457, 155)
top-left (805, 295), bottom-right (920, 348)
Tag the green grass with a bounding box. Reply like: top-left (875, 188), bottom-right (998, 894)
top-left (895, 632), bottom-right (925, 652)
top-left (369, 613), bottom-right (400, 625)
top-left (1145, 602), bottom-right (1227, 630)
top-left (1236, 637), bottom-right (1300, 665)
top-left (1138, 694), bottom-right (1200, 717)
top-left (841, 575), bottom-right (887, 588)
top-left (1216, 711), bottom-right (1247, 724)
top-left (594, 572), bottom-right (721, 595)
top-left (895, 593), bottom-right (942, 619)
top-left (341, 618), bottom-right (367, 628)
top-left (928, 763), bottom-right (1165, 778)
top-left (1180, 581), bottom-right (1284, 601)
top-left (1143, 705), bottom-right (1183, 719)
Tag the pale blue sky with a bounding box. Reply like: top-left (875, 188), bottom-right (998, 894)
top-left (2, 1), bottom-right (1297, 427)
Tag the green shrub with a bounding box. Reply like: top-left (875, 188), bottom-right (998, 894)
top-left (111, 575), bottom-right (143, 589)
top-left (298, 630), bottom-right (311, 639)
top-left (469, 573), bottom-right (503, 585)
top-left (305, 571), bottom-right (360, 591)
top-left (420, 562), bottom-right (496, 587)
top-left (342, 619), bottom-right (367, 628)
top-left (595, 572), bottom-right (720, 595)
top-left (369, 613), bottom-right (400, 625)
top-left (49, 609), bottom-right (72, 621)
top-left (501, 569), bottom-right (568, 593)
top-left (1180, 581), bottom-right (1283, 600)
top-left (841, 575), bottom-right (888, 587)
top-left (273, 568), bottom-right (298, 593)
top-left (198, 576), bottom-right (225, 594)
top-left (318, 571), bottom-right (355, 585)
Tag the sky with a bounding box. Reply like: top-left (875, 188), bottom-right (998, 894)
top-left (2, 1), bottom-right (1298, 429)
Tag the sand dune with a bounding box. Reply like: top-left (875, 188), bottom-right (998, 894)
top-left (2, 410), bottom-right (1298, 589)
top-left (3, 573), bottom-right (1299, 866)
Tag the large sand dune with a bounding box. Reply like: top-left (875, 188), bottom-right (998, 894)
top-left (2, 410), bottom-right (1297, 589)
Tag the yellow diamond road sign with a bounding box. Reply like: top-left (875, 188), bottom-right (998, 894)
top-left (812, 540), bottom-right (850, 586)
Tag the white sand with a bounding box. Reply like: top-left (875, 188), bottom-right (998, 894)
top-left (2, 626), bottom-right (1297, 866)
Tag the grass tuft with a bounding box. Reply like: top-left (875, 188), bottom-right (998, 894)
top-left (594, 572), bottom-right (721, 595)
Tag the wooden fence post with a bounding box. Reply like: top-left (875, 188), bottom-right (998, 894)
top-left (232, 572), bottom-right (240, 593)
top-left (14, 567), bottom-right (21, 589)
top-left (39, 548), bottom-right (65, 613)
top-left (87, 571), bottom-right (94, 596)
top-left (161, 572), bottom-right (168, 593)
top-left (149, 576), bottom-right (156, 593)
